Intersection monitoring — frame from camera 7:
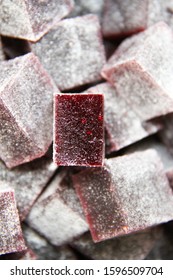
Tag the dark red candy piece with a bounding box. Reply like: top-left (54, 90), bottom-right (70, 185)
top-left (54, 93), bottom-right (104, 166)
top-left (0, 187), bottom-right (26, 255)
top-left (73, 149), bottom-right (173, 242)
top-left (0, 0), bottom-right (74, 42)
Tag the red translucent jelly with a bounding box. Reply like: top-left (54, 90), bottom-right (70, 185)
top-left (54, 93), bottom-right (104, 166)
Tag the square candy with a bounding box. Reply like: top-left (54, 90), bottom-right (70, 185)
top-left (26, 171), bottom-right (88, 246)
top-left (102, 0), bottom-right (148, 38)
top-left (30, 15), bottom-right (106, 91)
top-left (0, 0), bottom-right (74, 42)
top-left (70, 0), bottom-right (104, 18)
top-left (0, 187), bottom-right (26, 255)
top-left (73, 149), bottom-right (173, 242)
top-left (0, 53), bottom-right (58, 168)
top-left (102, 23), bottom-right (173, 122)
top-left (54, 93), bottom-right (104, 166)
top-left (85, 82), bottom-right (160, 154)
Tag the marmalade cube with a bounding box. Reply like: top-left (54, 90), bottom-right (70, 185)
top-left (54, 93), bottom-right (104, 166)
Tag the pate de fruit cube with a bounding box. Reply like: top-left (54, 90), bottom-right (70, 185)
top-left (102, 0), bottom-right (148, 38)
top-left (71, 227), bottom-right (162, 260)
top-left (26, 171), bottom-right (88, 246)
top-left (0, 157), bottom-right (57, 221)
top-left (73, 149), bottom-right (173, 242)
top-left (70, 0), bottom-right (104, 19)
top-left (30, 15), bottom-right (106, 91)
top-left (85, 82), bottom-right (160, 154)
top-left (102, 22), bottom-right (173, 122)
top-left (0, 53), bottom-right (58, 168)
top-left (0, 187), bottom-right (26, 255)
top-left (0, 0), bottom-right (74, 42)
top-left (54, 93), bottom-right (104, 166)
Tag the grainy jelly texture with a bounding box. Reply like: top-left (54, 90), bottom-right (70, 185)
top-left (54, 93), bottom-right (104, 166)
top-left (31, 15), bottom-right (106, 90)
top-left (0, 53), bottom-right (58, 168)
top-left (73, 150), bottom-right (173, 242)
top-left (0, 188), bottom-right (26, 255)
top-left (0, 0), bottom-right (74, 41)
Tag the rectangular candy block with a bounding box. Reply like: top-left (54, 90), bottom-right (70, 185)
top-left (54, 93), bottom-right (104, 166)
top-left (0, 0), bottom-right (74, 42)
top-left (0, 187), bottom-right (26, 255)
top-left (73, 149), bottom-right (173, 242)
top-left (0, 53), bottom-right (58, 168)
top-left (31, 15), bottom-right (106, 90)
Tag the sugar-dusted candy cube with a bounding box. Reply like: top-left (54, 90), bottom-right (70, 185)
top-left (54, 93), bottom-right (104, 166)
top-left (102, 0), bottom-right (148, 38)
top-left (0, 0), bottom-right (74, 42)
top-left (30, 15), bottom-right (106, 91)
top-left (0, 157), bottom-right (57, 221)
top-left (23, 225), bottom-right (77, 260)
top-left (0, 187), bottom-right (26, 255)
top-left (102, 23), bottom-right (173, 122)
top-left (0, 53), bottom-right (58, 168)
top-left (27, 171), bottom-right (88, 246)
top-left (72, 227), bottom-right (162, 260)
top-left (73, 149), bottom-right (173, 242)
top-left (85, 82), bottom-right (160, 154)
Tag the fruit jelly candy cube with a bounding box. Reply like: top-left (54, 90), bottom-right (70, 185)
top-left (73, 149), bottom-right (173, 242)
top-left (85, 82), bottom-right (160, 154)
top-left (102, 22), bottom-right (173, 121)
top-left (0, 157), bottom-right (57, 221)
top-left (0, 53), bottom-right (58, 168)
top-left (54, 93), bottom-right (104, 166)
top-left (0, 0), bottom-right (74, 42)
top-left (71, 226), bottom-right (162, 260)
top-left (0, 187), bottom-right (26, 255)
top-left (23, 224), bottom-right (77, 260)
top-left (30, 15), bottom-right (106, 91)
top-left (102, 0), bottom-right (148, 38)
top-left (26, 171), bottom-right (88, 246)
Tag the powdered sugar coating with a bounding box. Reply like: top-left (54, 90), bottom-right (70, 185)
top-left (85, 82), bottom-right (160, 153)
top-left (72, 227), bottom-right (162, 260)
top-left (31, 15), bottom-right (106, 90)
top-left (27, 171), bottom-right (88, 246)
top-left (0, 53), bottom-right (58, 168)
top-left (54, 93), bottom-right (104, 166)
top-left (0, 157), bottom-right (57, 221)
top-left (73, 149), bottom-right (173, 242)
top-left (0, 187), bottom-right (26, 255)
top-left (0, 0), bottom-right (74, 42)
top-left (102, 0), bottom-right (148, 38)
top-left (102, 23), bottom-right (173, 122)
